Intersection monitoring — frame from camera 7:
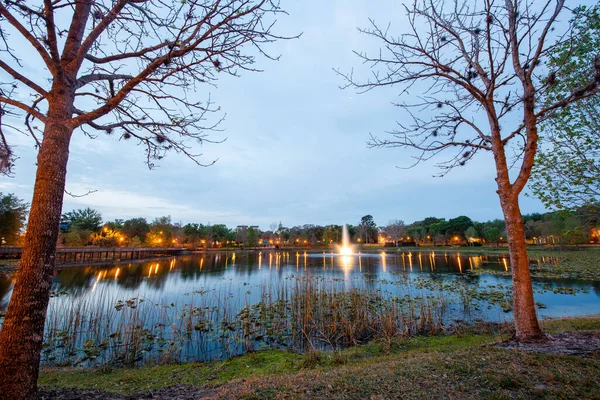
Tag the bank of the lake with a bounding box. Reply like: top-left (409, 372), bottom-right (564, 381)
top-left (378, 245), bottom-right (600, 281)
top-left (38, 316), bottom-right (600, 399)
top-left (3, 246), bottom-right (600, 368)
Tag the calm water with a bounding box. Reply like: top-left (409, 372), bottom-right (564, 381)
top-left (0, 251), bottom-right (599, 365)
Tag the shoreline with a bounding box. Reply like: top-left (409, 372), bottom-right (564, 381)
top-left (37, 315), bottom-right (600, 399)
top-left (0, 245), bottom-right (596, 273)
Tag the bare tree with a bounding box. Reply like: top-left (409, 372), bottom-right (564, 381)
top-left (0, 1), bottom-right (293, 398)
top-left (338, 0), bottom-right (599, 341)
top-left (384, 219), bottom-right (406, 246)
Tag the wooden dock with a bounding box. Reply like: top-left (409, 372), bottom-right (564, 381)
top-left (0, 247), bottom-right (187, 264)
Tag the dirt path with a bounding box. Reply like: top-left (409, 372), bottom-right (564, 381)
top-left (494, 330), bottom-right (600, 356)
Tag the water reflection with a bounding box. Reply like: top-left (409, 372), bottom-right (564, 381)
top-left (0, 251), bottom-right (598, 317)
top-left (1, 251), bottom-right (599, 366)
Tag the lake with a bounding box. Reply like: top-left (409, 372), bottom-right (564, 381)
top-left (1, 250), bottom-right (599, 366)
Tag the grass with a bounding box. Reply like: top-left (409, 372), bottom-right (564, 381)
top-left (40, 350), bottom-right (303, 393)
top-left (540, 313), bottom-right (600, 333)
top-left (386, 245), bottom-right (600, 281)
top-left (38, 316), bottom-right (600, 399)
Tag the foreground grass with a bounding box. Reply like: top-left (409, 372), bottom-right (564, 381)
top-left (39, 316), bottom-right (600, 399)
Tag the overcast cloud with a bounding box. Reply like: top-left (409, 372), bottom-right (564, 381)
top-left (2, 0), bottom-right (551, 229)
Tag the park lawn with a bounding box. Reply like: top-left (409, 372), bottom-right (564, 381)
top-left (39, 316), bottom-right (600, 399)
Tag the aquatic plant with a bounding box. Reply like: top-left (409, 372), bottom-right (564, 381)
top-left (41, 275), bottom-right (448, 367)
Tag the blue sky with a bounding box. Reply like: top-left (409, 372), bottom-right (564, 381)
top-left (1, 0), bottom-right (552, 229)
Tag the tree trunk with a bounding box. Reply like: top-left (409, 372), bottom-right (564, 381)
top-left (500, 195), bottom-right (544, 342)
top-left (0, 95), bottom-right (74, 399)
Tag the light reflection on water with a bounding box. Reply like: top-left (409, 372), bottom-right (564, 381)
top-left (1, 251), bottom-right (599, 317)
top-left (0, 251), bottom-right (599, 365)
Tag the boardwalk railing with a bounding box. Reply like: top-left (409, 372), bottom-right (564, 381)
top-left (0, 247), bottom-right (187, 264)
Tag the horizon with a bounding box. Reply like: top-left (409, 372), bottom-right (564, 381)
top-left (55, 206), bottom-right (561, 232)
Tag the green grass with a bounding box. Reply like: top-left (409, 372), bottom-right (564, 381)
top-left (39, 350), bottom-right (303, 393)
top-left (39, 317), bottom-right (600, 399)
top-left (384, 245), bottom-right (600, 281)
top-left (540, 314), bottom-right (600, 334)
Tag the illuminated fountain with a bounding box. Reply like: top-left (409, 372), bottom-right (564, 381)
top-left (337, 224), bottom-right (355, 279)
top-left (338, 224), bottom-right (354, 255)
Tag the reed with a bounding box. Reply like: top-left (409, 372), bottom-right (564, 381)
top-left (41, 274), bottom-right (449, 367)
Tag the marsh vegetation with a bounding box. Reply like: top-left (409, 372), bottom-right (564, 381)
top-left (2, 250), bottom-right (598, 367)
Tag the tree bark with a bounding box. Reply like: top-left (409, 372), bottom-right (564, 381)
top-left (487, 76), bottom-right (544, 342)
top-left (0, 90), bottom-right (74, 399)
top-left (500, 193), bottom-right (544, 341)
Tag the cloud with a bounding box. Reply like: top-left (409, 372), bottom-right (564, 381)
top-left (1, 0), bottom-right (547, 230)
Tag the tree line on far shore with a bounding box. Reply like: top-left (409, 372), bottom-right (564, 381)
top-left (1, 193), bottom-right (597, 248)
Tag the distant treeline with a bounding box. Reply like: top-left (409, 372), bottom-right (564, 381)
top-left (56, 207), bottom-right (599, 248)
top-left (1, 191), bottom-right (597, 247)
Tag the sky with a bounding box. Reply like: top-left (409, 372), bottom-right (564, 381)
top-left (1, 0), bottom-right (557, 230)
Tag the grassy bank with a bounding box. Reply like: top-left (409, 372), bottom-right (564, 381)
top-left (26, 246), bottom-right (600, 367)
top-left (362, 243), bottom-right (599, 256)
top-left (39, 316), bottom-right (600, 399)
top-left (378, 245), bottom-right (600, 281)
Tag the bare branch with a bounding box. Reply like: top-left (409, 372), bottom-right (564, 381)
top-left (64, 188), bottom-right (98, 198)
top-left (0, 96), bottom-right (47, 122)
top-left (75, 73), bottom-right (134, 89)
top-left (339, 0), bottom-right (597, 192)
top-left (0, 60), bottom-right (48, 96)
top-left (0, 3), bottom-right (55, 72)
top-left (0, 104), bottom-right (17, 176)
top-left (0, 0), bottom-right (295, 172)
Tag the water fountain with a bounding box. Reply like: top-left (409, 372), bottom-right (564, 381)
top-left (338, 224), bottom-right (354, 255)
